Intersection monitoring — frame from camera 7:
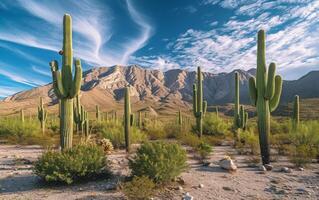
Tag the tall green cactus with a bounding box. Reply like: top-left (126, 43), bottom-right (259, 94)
top-left (138, 111), bottom-right (142, 128)
top-left (215, 106), bottom-right (219, 118)
top-left (234, 72), bottom-right (248, 133)
top-left (124, 87), bottom-right (133, 152)
top-left (38, 97), bottom-right (47, 135)
top-left (20, 109), bottom-right (24, 124)
top-left (49, 14), bottom-right (82, 150)
top-left (248, 30), bottom-right (283, 165)
top-left (178, 110), bottom-right (182, 125)
top-left (193, 66), bottom-right (207, 137)
top-left (84, 111), bottom-right (89, 137)
top-left (292, 95), bottom-right (300, 131)
top-left (73, 95), bottom-right (84, 134)
top-left (96, 105), bottom-right (101, 122)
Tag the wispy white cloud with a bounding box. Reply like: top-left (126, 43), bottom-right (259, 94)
top-left (0, 86), bottom-right (23, 98)
top-left (131, 55), bottom-right (180, 71)
top-left (166, 0), bottom-right (319, 79)
top-left (123, 0), bottom-right (153, 64)
top-left (31, 66), bottom-right (51, 77)
top-left (0, 67), bottom-right (47, 87)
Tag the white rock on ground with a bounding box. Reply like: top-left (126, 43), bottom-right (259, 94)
top-left (182, 192), bottom-right (194, 200)
top-left (219, 156), bottom-right (237, 171)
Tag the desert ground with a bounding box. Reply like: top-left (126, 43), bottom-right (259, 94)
top-left (1, 143), bottom-right (318, 200)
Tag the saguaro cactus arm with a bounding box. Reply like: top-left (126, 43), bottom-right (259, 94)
top-left (249, 77), bottom-right (257, 106)
top-left (50, 61), bottom-right (66, 98)
top-left (269, 75), bottom-right (282, 112)
top-left (265, 63), bottom-right (276, 100)
top-left (70, 59), bottom-right (82, 98)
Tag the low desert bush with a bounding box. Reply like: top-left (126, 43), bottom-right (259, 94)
top-left (122, 176), bottom-right (156, 200)
top-left (143, 118), bottom-right (167, 140)
top-left (34, 144), bottom-right (109, 184)
top-left (177, 133), bottom-right (201, 148)
top-left (196, 142), bottom-right (213, 161)
top-left (237, 129), bottom-right (259, 155)
top-left (288, 121), bottom-right (319, 167)
top-left (0, 118), bottom-right (56, 146)
top-left (129, 141), bottom-right (187, 184)
top-left (202, 113), bottom-right (231, 136)
top-left (96, 121), bottom-right (146, 148)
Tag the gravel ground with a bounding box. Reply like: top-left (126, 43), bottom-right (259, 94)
top-left (0, 144), bottom-right (319, 200)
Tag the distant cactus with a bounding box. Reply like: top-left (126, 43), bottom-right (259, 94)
top-left (96, 105), bottom-right (101, 122)
top-left (193, 67), bottom-right (207, 137)
top-left (124, 87), bottom-right (133, 152)
top-left (73, 96), bottom-right (84, 134)
top-left (215, 106), bottom-right (219, 118)
top-left (292, 95), bottom-right (300, 131)
top-left (234, 72), bottom-right (248, 135)
top-left (49, 14), bottom-right (82, 150)
top-left (20, 109), bottom-right (24, 124)
top-left (38, 97), bottom-right (47, 134)
top-left (138, 111), bottom-right (142, 128)
top-left (84, 111), bottom-right (89, 137)
top-left (178, 110), bottom-right (182, 125)
top-left (248, 30), bottom-right (283, 165)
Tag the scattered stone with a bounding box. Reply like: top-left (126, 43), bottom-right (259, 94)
top-left (259, 165), bottom-right (267, 172)
top-left (222, 186), bottom-right (235, 191)
top-left (264, 164), bottom-right (273, 171)
top-left (176, 177), bottom-right (186, 185)
top-left (219, 156), bottom-right (237, 171)
top-left (78, 187), bottom-right (83, 191)
top-left (298, 167), bottom-right (304, 171)
top-left (177, 186), bottom-right (183, 191)
top-left (281, 167), bottom-right (292, 173)
top-left (270, 179), bottom-right (280, 184)
top-left (296, 188), bottom-right (312, 195)
top-left (199, 184), bottom-right (204, 188)
top-left (182, 192), bottom-right (193, 200)
top-left (202, 162), bottom-right (210, 167)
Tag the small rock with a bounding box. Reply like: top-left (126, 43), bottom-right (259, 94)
top-left (182, 192), bottom-right (193, 200)
top-left (199, 184), bottom-right (204, 188)
top-left (298, 167), bottom-right (304, 171)
top-left (176, 177), bottom-right (186, 185)
top-left (177, 186), bottom-right (184, 190)
top-left (296, 188), bottom-right (312, 195)
top-left (259, 165), bottom-right (267, 172)
top-left (222, 186), bottom-right (234, 191)
top-left (281, 167), bottom-right (292, 173)
top-left (78, 187), bottom-right (83, 191)
top-left (219, 156), bottom-right (237, 171)
top-left (264, 164), bottom-right (273, 171)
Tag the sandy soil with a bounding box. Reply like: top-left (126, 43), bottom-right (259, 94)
top-left (0, 144), bottom-right (318, 200)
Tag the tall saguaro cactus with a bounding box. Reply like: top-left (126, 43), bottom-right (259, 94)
top-left (193, 67), bottom-right (207, 137)
top-left (49, 14), bottom-right (82, 150)
top-left (178, 110), bottom-right (182, 125)
top-left (96, 105), bottom-right (101, 122)
top-left (20, 109), bottom-right (24, 124)
top-left (292, 95), bottom-right (300, 131)
top-left (234, 72), bottom-right (248, 134)
top-left (138, 111), bottom-right (142, 128)
top-left (74, 95), bottom-right (84, 134)
top-left (248, 30), bottom-right (283, 165)
top-left (124, 87), bottom-right (134, 152)
top-left (84, 111), bottom-right (89, 137)
top-left (38, 97), bottom-right (47, 135)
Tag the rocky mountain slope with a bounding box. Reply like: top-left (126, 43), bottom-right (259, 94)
top-left (1, 65), bottom-right (318, 117)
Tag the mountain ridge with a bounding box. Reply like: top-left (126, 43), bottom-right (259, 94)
top-left (1, 65), bottom-right (318, 116)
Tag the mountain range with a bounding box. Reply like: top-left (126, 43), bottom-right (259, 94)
top-left (1, 65), bottom-right (318, 117)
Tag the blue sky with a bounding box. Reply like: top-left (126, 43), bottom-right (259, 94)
top-left (0, 0), bottom-right (318, 97)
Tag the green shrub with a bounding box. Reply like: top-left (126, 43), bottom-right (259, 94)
top-left (177, 133), bottom-right (201, 148)
top-left (238, 129), bottom-right (259, 155)
top-left (96, 121), bottom-right (147, 148)
top-left (143, 118), bottom-right (167, 140)
top-left (122, 176), bottom-right (156, 200)
top-left (34, 144), bottom-right (109, 184)
top-left (0, 118), bottom-right (56, 146)
top-left (202, 113), bottom-right (230, 136)
top-left (288, 121), bottom-right (319, 167)
top-left (129, 142), bottom-right (187, 184)
top-left (196, 142), bottom-right (213, 161)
